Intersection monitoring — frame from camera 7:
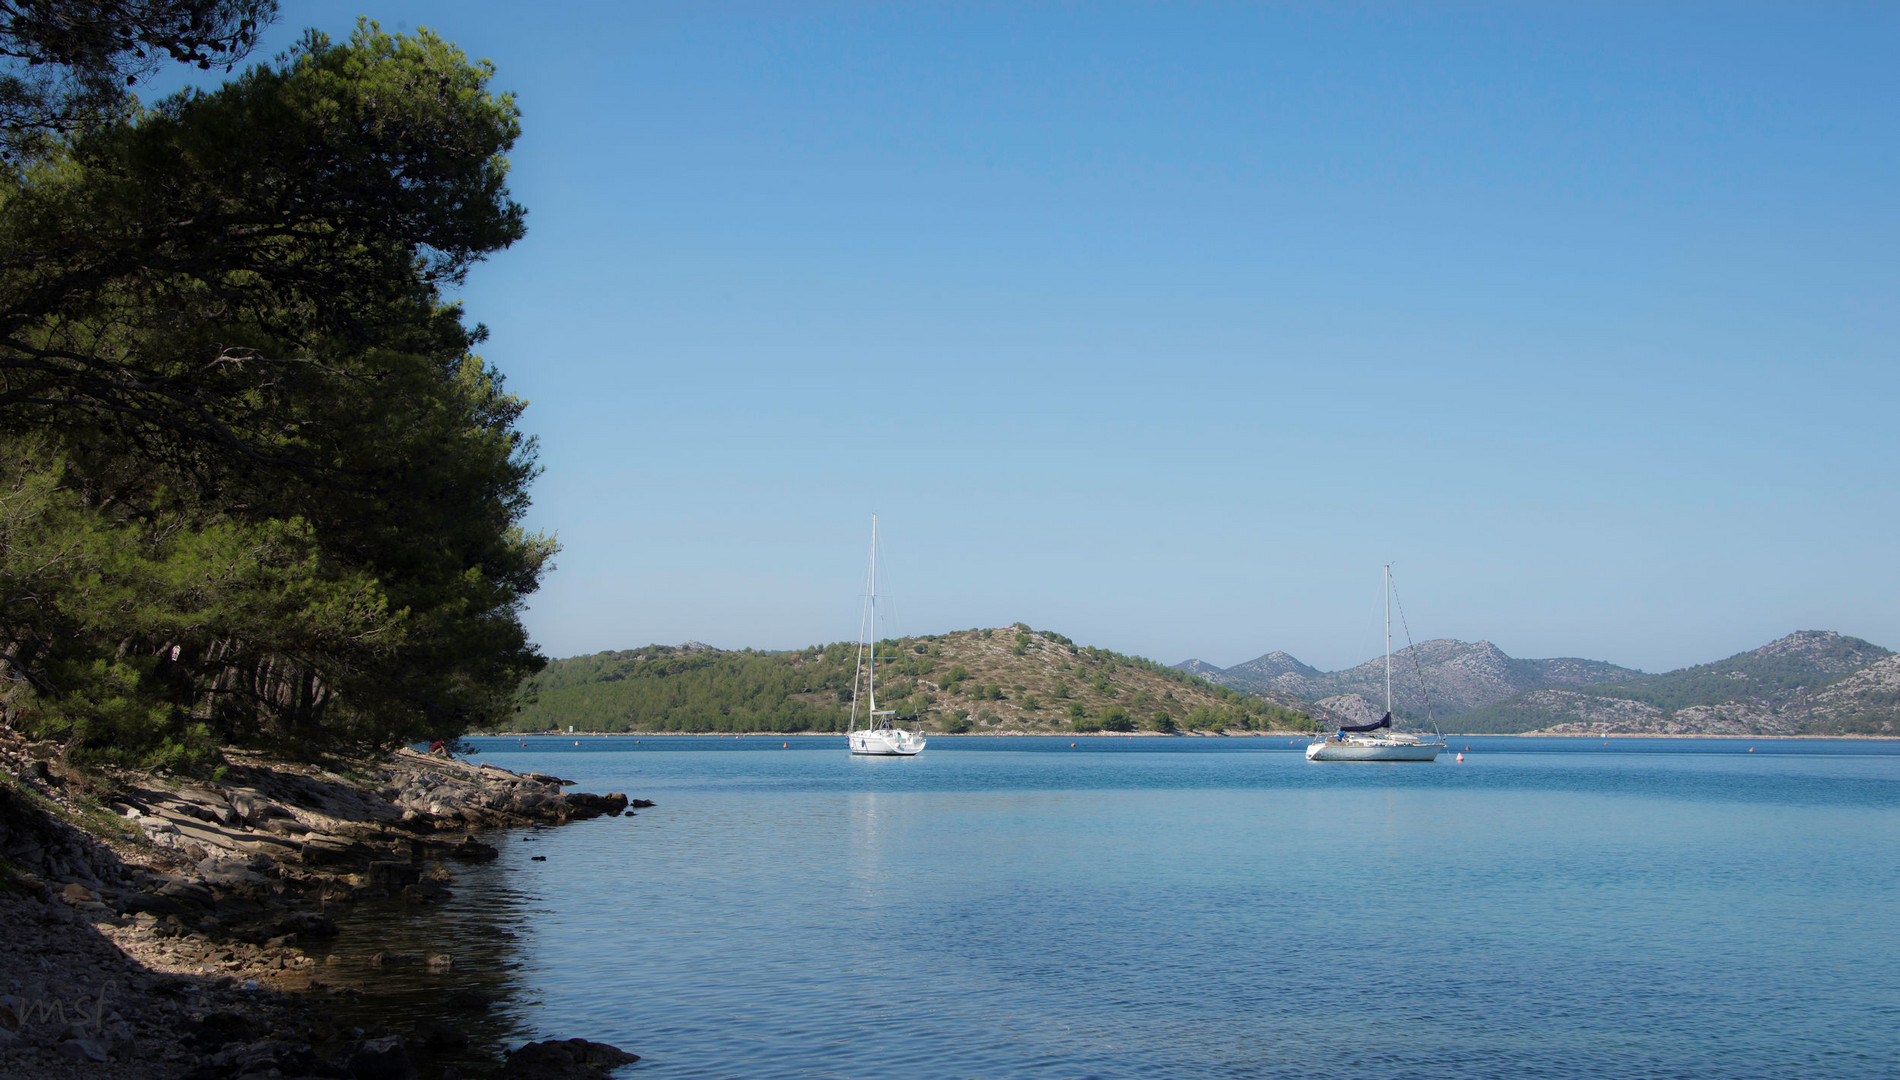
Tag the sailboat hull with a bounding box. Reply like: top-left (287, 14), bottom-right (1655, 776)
top-left (1305, 739), bottom-right (1442, 762)
top-left (849, 730), bottom-right (927, 756)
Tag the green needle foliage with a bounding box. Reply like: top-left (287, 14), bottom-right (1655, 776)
top-left (0, 1), bottom-right (280, 157)
top-left (0, 22), bottom-right (552, 769)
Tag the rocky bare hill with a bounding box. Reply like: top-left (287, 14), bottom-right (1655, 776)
top-left (1178, 640), bottom-right (1643, 720)
top-left (1174, 658), bottom-right (1228, 680)
top-left (1223, 651), bottom-right (1321, 684)
top-left (1456, 631), bottom-right (1895, 735)
top-left (518, 626), bottom-right (1317, 735)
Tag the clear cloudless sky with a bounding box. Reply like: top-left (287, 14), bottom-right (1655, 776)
top-left (163, 2), bottom-right (1899, 673)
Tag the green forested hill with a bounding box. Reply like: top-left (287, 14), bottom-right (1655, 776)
top-left (509, 626), bottom-right (1316, 735)
top-left (513, 644), bottom-right (859, 733)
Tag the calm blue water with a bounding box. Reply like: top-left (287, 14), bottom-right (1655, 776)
top-left (414, 736), bottom-right (1900, 1079)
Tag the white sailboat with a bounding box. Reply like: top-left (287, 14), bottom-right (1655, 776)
top-left (847, 516), bottom-right (926, 757)
top-left (1306, 565), bottom-right (1446, 763)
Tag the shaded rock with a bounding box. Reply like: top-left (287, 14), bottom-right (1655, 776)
top-left (227, 793), bottom-right (290, 825)
top-left (446, 836), bottom-right (499, 862)
top-left (445, 989), bottom-right (495, 1013)
top-left (103, 1018), bottom-right (135, 1056)
top-left (301, 836), bottom-right (370, 868)
top-left (156, 878), bottom-right (216, 907)
top-left (500, 1038), bottom-right (639, 1080)
top-left (182, 1009), bottom-right (261, 1050)
top-left (365, 861), bottom-right (421, 892)
top-left (112, 890), bottom-right (189, 916)
top-left (186, 1038), bottom-right (341, 1080)
top-left (565, 792), bottom-right (628, 820)
top-left (58, 1036), bottom-right (110, 1062)
top-left (346, 1035), bottom-right (418, 1080)
top-left (277, 911), bottom-right (341, 937)
top-left (414, 1018), bottom-right (469, 1050)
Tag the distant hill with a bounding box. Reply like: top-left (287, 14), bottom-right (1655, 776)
top-left (1174, 658), bottom-right (1228, 680)
top-left (1178, 640), bottom-right (1643, 720)
top-left (1456, 631), bottom-right (1895, 735)
top-left (513, 625), bottom-right (1317, 735)
top-left (1226, 651), bottom-right (1321, 684)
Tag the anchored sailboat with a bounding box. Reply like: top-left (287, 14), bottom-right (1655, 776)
top-left (847, 516), bottom-right (926, 757)
top-left (1306, 565), bottom-right (1446, 762)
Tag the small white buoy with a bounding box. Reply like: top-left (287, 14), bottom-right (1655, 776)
top-left (1456, 752), bottom-right (1464, 762)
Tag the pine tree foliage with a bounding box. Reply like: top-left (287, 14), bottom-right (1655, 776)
top-left (0, 23), bottom-right (552, 768)
top-left (0, 1), bottom-right (279, 155)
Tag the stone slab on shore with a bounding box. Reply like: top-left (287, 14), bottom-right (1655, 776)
top-left (0, 730), bottom-right (639, 1078)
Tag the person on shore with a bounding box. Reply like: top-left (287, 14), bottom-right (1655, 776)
top-left (429, 739), bottom-right (451, 757)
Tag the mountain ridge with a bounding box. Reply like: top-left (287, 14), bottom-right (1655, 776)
top-left (1457, 630), bottom-right (1894, 735)
top-left (1177, 640), bottom-right (1644, 718)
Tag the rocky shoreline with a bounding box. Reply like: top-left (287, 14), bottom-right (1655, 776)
top-left (0, 730), bottom-right (644, 1079)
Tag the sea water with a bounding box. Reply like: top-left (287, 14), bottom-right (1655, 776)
top-left (359, 736), bottom-right (1900, 1079)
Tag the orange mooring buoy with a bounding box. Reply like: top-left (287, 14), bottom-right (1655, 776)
top-left (782, 742), bottom-right (788, 748)
top-left (1749, 747), bottom-right (1755, 752)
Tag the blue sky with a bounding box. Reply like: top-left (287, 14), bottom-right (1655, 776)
top-left (168, 2), bottom-right (1899, 672)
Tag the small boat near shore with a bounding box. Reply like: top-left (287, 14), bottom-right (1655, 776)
top-left (1307, 565), bottom-right (1445, 763)
top-left (847, 516), bottom-right (925, 757)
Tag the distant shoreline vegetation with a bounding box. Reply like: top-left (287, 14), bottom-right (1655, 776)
top-left (473, 730), bottom-right (1897, 740)
top-left (509, 627), bottom-right (1317, 736)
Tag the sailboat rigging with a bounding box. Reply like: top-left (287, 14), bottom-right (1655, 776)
top-left (847, 515), bottom-right (926, 757)
top-left (1305, 565), bottom-right (1447, 762)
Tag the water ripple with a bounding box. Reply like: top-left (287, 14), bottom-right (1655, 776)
top-left (338, 738), bottom-right (1900, 1079)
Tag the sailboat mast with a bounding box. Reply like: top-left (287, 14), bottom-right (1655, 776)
top-left (1384, 564), bottom-right (1392, 717)
top-left (868, 515), bottom-right (878, 716)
